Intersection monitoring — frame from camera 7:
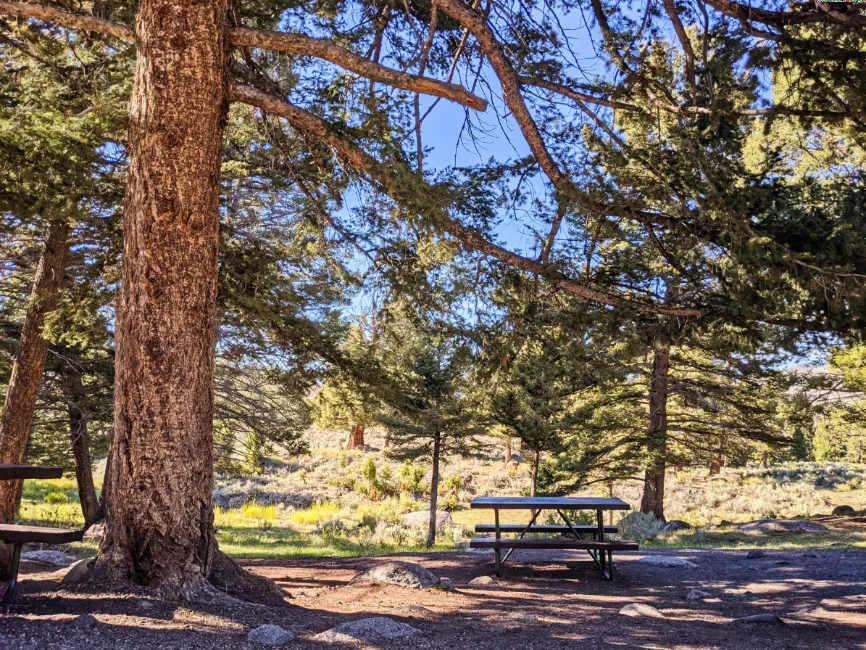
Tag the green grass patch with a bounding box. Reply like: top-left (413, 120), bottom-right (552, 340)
top-left (290, 501), bottom-right (340, 526)
top-left (645, 528), bottom-right (866, 550)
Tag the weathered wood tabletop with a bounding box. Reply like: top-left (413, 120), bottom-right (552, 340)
top-left (0, 465), bottom-right (63, 481)
top-left (470, 496), bottom-right (631, 511)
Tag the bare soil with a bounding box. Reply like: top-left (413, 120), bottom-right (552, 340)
top-left (1, 548), bottom-right (865, 649)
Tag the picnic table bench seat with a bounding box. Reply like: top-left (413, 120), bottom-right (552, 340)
top-left (0, 465), bottom-right (85, 601)
top-left (475, 524), bottom-right (618, 536)
top-left (469, 537), bottom-right (638, 551)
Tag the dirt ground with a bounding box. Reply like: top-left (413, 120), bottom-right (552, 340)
top-left (1, 548), bottom-right (865, 649)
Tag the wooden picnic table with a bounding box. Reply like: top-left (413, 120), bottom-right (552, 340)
top-left (0, 464), bottom-right (82, 601)
top-left (0, 465), bottom-right (63, 481)
top-left (469, 496), bottom-right (636, 580)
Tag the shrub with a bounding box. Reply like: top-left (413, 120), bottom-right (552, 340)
top-left (362, 457), bottom-right (377, 485)
top-left (290, 501), bottom-right (340, 526)
top-left (443, 475), bottom-right (464, 492)
top-left (617, 512), bottom-right (665, 542)
top-left (399, 461), bottom-right (425, 494)
top-left (44, 490), bottom-right (70, 504)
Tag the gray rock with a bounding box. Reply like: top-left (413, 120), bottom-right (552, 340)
top-left (246, 624), bottom-right (296, 646)
top-left (314, 617), bottom-right (419, 643)
top-left (400, 510), bottom-right (453, 529)
top-left (745, 550), bottom-right (765, 559)
top-left (509, 612), bottom-right (538, 622)
top-left (60, 559), bottom-right (92, 584)
top-left (468, 575), bottom-right (494, 586)
top-left (734, 614), bottom-right (784, 625)
top-left (350, 561), bottom-right (439, 589)
top-left (738, 519), bottom-right (827, 534)
top-left (637, 555), bottom-right (698, 569)
top-left (619, 603), bottom-right (665, 618)
top-left (21, 550), bottom-right (78, 567)
top-left (436, 577), bottom-right (455, 592)
top-left (72, 614), bottom-right (98, 630)
top-left (394, 606), bottom-right (432, 616)
top-left (663, 520), bottom-right (692, 532)
top-left (687, 589), bottom-right (712, 601)
top-left (832, 505), bottom-right (857, 517)
top-left (83, 520), bottom-right (105, 544)
top-left (139, 600), bottom-right (154, 610)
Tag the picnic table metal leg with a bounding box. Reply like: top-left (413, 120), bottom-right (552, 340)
top-left (596, 509), bottom-right (607, 575)
top-left (494, 509), bottom-right (502, 576)
top-left (501, 508), bottom-right (542, 567)
top-left (0, 542), bottom-right (22, 602)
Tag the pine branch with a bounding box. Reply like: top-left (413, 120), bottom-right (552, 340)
top-left (0, 2), bottom-right (487, 110)
top-left (228, 82), bottom-right (703, 318)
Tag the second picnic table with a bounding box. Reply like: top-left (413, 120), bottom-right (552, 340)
top-left (468, 496), bottom-right (638, 580)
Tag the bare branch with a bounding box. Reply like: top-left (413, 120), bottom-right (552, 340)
top-left (229, 82), bottom-right (703, 318)
top-left (230, 27), bottom-right (487, 111)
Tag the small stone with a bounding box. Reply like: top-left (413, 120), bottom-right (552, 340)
top-left (619, 603), bottom-right (664, 619)
top-left (72, 614), bottom-right (98, 630)
top-left (687, 589), bottom-right (712, 601)
top-left (394, 606), bottom-right (432, 616)
top-left (745, 550), bottom-right (765, 559)
top-left (314, 617), bottom-right (419, 643)
top-left (637, 555), bottom-right (697, 569)
top-left (663, 520), bottom-right (692, 532)
top-left (436, 577), bottom-right (455, 592)
top-left (832, 505), bottom-right (856, 517)
top-left (139, 601), bottom-right (154, 610)
top-left (509, 612), bottom-right (538, 622)
top-left (21, 550), bottom-right (78, 567)
top-left (469, 576), bottom-right (494, 586)
top-left (734, 614), bottom-right (784, 625)
top-left (246, 624), bottom-right (296, 646)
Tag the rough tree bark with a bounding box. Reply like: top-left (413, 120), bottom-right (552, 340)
top-left (61, 362), bottom-right (102, 526)
top-left (640, 343), bottom-right (670, 522)
top-left (89, 0), bottom-right (230, 600)
top-left (0, 219), bottom-right (69, 524)
top-left (427, 432), bottom-right (441, 548)
top-left (504, 437), bottom-right (512, 464)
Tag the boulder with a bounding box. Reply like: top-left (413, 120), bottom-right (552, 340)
top-left (637, 555), bottom-right (697, 569)
top-left (21, 550), bottom-right (78, 567)
top-left (619, 603), bottom-right (664, 618)
top-left (246, 624), bottom-right (296, 646)
top-left (738, 519), bottom-right (827, 534)
top-left (468, 575), bottom-right (494, 586)
top-left (314, 617), bottom-right (419, 643)
top-left (687, 589), bottom-right (712, 601)
top-left (832, 505), bottom-right (857, 517)
top-left (662, 520), bottom-right (692, 532)
top-left (400, 510), bottom-right (452, 529)
top-left (83, 520), bottom-right (105, 544)
top-left (350, 561), bottom-right (439, 589)
top-left (72, 614), bottom-right (98, 630)
top-left (745, 550), bottom-right (765, 559)
top-left (60, 559), bottom-right (92, 584)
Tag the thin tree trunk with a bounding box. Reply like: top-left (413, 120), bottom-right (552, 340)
top-left (531, 450), bottom-right (539, 497)
top-left (640, 343), bottom-right (670, 521)
top-left (427, 432), bottom-right (441, 548)
top-left (90, 0), bottom-right (229, 600)
top-left (504, 437), bottom-right (512, 464)
top-left (61, 362), bottom-right (102, 526)
top-left (0, 220), bottom-right (69, 524)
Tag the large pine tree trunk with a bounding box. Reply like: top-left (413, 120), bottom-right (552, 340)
top-left (90, 0), bottom-right (229, 599)
top-left (427, 432), bottom-right (441, 548)
top-left (61, 362), bottom-right (102, 526)
top-left (0, 220), bottom-right (69, 524)
top-left (640, 343), bottom-right (670, 522)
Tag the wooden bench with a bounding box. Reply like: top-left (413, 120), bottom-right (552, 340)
top-left (0, 465), bottom-right (85, 601)
top-left (475, 524), bottom-right (618, 537)
top-left (469, 536), bottom-right (638, 580)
